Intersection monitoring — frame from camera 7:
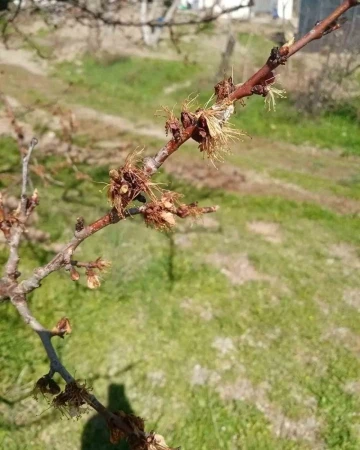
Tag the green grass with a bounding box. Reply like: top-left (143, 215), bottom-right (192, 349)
top-left (54, 55), bottom-right (360, 154)
top-left (2, 134), bottom-right (360, 449)
top-left (56, 55), bottom-right (202, 121)
top-left (231, 97), bottom-right (360, 154)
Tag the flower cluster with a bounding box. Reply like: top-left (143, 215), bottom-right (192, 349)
top-left (107, 151), bottom-right (160, 218)
top-left (68, 257), bottom-right (112, 289)
top-left (52, 380), bottom-right (92, 419)
top-left (181, 96), bottom-right (246, 165)
top-left (142, 192), bottom-right (202, 231)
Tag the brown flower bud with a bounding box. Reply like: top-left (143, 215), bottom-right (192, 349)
top-left (53, 317), bottom-right (72, 337)
top-left (70, 267), bottom-right (80, 281)
top-left (75, 217), bottom-right (85, 232)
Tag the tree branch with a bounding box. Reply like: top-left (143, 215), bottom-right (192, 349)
top-left (68, 0), bottom-right (255, 28)
top-left (143, 0), bottom-right (359, 171)
top-left (229, 0), bottom-right (359, 102)
top-left (3, 138), bottom-right (38, 282)
top-left (11, 294), bottom-right (139, 439)
top-left (14, 203), bottom-right (216, 296)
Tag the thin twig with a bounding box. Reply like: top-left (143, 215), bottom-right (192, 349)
top-left (11, 294), bottom-right (137, 438)
top-left (4, 138), bottom-right (38, 281)
top-left (21, 138), bottom-right (38, 214)
top-left (14, 203), bottom-right (216, 296)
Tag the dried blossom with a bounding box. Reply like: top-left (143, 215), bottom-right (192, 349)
top-left (107, 410), bottom-right (146, 446)
top-left (86, 269), bottom-right (101, 289)
top-left (157, 106), bottom-right (182, 142)
top-left (180, 110), bottom-right (196, 128)
top-left (52, 380), bottom-right (91, 419)
top-left (52, 317), bottom-right (72, 337)
top-left (181, 94), bottom-right (246, 164)
top-left (214, 76), bottom-right (236, 102)
top-left (94, 257), bottom-right (112, 272)
top-left (144, 206), bottom-right (176, 231)
top-left (108, 418), bottom-right (126, 444)
top-left (143, 192), bottom-right (181, 231)
top-left (107, 151), bottom-right (160, 217)
top-left (176, 202), bottom-right (203, 219)
top-left (142, 192), bottom-right (205, 231)
top-left (193, 102), bottom-right (246, 164)
top-left (146, 432), bottom-right (180, 450)
top-left (70, 266), bottom-right (80, 281)
top-left (268, 46), bottom-right (288, 66)
top-left (33, 375), bottom-right (61, 400)
top-left (263, 77), bottom-right (287, 112)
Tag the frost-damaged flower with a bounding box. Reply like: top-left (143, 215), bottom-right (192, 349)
top-left (143, 193), bottom-right (179, 231)
top-left (52, 317), bottom-right (72, 338)
top-left (108, 412), bottom-right (179, 450)
top-left (214, 76), bottom-right (236, 102)
top-left (157, 106), bottom-right (182, 142)
top-left (108, 411), bottom-right (145, 445)
top-left (143, 192), bottom-right (204, 231)
top-left (70, 266), bottom-right (80, 281)
top-left (182, 97), bottom-right (246, 165)
top-left (251, 73), bottom-right (287, 112)
top-left (264, 78), bottom-right (287, 112)
top-left (33, 375), bottom-right (61, 400)
top-left (145, 432), bottom-right (180, 450)
top-left (86, 268), bottom-right (101, 289)
top-left (94, 257), bottom-right (112, 272)
top-left (52, 380), bottom-right (91, 419)
top-left (107, 150), bottom-right (161, 218)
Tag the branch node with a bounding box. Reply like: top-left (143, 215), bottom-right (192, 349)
top-left (75, 217), bottom-right (85, 232)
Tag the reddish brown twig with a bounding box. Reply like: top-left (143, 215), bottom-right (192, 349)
top-left (143, 0), bottom-right (359, 174)
top-left (230, 0), bottom-right (360, 102)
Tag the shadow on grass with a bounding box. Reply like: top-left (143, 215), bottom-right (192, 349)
top-left (81, 384), bottom-right (133, 450)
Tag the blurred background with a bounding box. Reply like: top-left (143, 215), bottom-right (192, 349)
top-left (0, 0), bottom-right (360, 449)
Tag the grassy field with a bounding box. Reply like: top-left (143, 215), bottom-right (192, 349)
top-left (1, 30), bottom-right (360, 450)
top-left (55, 55), bottom-right (360, 154)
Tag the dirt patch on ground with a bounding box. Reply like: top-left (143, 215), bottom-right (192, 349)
top-left (217, 377), bottom-right (322, 446)
top-left (0, 45), bottom-right (48, 75)
top-left (165, 158), bottom-right (360, 215)
top-left (344, 381), bottom-right (360, 395)
top-left (323, 327), bottom-right (360, 356)
top-left (329, 243), bottom-right (360, 269)
top-left (206, 252), bottom-right (274, 286)
top-left (343, 289), bottom-right (360, 312)
top-left (180, 298), bottom-right (214, 321)
top-left (73, 105), bottom-right (165, 140)
top-left (247, 221), bottom-right (282, 244)
top-left (212, 337), bottom-right (235, 355)
top-left (190, 364), bottom-right (221, 386)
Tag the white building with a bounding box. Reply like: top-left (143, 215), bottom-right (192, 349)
top-left (253, 0), bottom-right (293, 20)
top-left (182, 0), bottom-right (293, 21)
